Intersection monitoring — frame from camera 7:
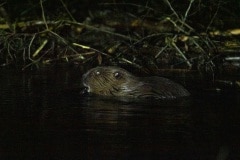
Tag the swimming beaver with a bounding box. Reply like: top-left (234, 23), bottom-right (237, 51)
top-left (82, 66), bottom-right (190, 99)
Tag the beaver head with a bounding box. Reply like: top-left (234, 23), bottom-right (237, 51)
top-left (82, 66), bottom-right (142, 97)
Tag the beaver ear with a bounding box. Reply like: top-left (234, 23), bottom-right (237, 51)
top-left (114, 72), bottom-right (122, 79)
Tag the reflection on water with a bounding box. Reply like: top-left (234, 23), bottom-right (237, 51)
top-left (0, 67), bottom-right (240, 160)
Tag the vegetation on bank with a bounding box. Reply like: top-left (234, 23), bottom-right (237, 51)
top-left (0, 0), bottom-right (239, 81)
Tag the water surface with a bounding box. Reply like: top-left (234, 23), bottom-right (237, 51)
top-left (0, 67), bottom-right (240, 160)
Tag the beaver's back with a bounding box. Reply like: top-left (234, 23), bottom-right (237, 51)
top-left (138, 76), bottom-right (190, 99)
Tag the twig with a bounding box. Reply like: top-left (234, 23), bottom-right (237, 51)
top-left (168, 36), bottom-right (192, 68)
top-left (0, 4), bottom-right (14, 32)
top-left (164, 0), bottom-right (180, 20)
top-left (100, 2), bottom-right (154, 12)
top-left (22, 47), bottom-right (53, 70)
top-left (28, 33), bottom-right (36, 61)
top-left (60, 0), bottom-right (76, 22)
top-left (72, 43), bottom-right (110, 57)
top-left (48, 30), bottom-right (85, 59)
top-left (7, 42), bottom-right (13, 60)
top-left (39, 0), bottom-right (48, 30)
top-left (133, 33), bottom-right (172, 46)
top-left (206, 0), bottom-right (221, 32)
top-left (67, 21), bottom-right (138, 42)
top-left (32, 39), bottom-right (48, 58)
top-left (166, 17), bottom-right (189, 34)
top-left (165, 0), bottom-right (195, 34)
top-left (155, 45), bottom-right (168, 58)
top-left (120, 57), bottom-right (142, 68)
top-left (183, 0), bottom-right (194, 22)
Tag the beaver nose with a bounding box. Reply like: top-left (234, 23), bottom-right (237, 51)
top-left (80, 86), bottom-right (89, 95)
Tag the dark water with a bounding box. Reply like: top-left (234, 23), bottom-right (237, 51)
top-left (0, 67), bottom-right (240, 160)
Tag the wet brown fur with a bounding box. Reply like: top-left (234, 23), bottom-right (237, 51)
top-left (82, 66), bottom-right (190, 99)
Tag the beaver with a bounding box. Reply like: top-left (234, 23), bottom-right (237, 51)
top-left (82, 66), bottom-right (190, 99)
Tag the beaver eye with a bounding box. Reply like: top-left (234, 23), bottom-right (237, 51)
top-left (114, 72), bottom-right (122, 79)
top-left (95, 71), bottom-right (100, 75)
